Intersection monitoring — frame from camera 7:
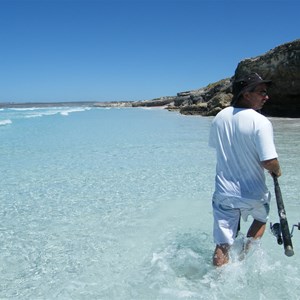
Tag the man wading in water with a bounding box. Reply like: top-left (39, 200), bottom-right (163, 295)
top-left (209, 73), bottom-right (281, 266)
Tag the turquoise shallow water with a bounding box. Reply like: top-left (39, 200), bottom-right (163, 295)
top-left (0, 107), bottom-right (299, 299)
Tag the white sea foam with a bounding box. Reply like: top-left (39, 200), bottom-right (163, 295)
top-left (24, 113), bottom-right (45, 118)
top-left (24, 110), bottom-right (60, 118)
top-left (19, 106), bottom-right (91, 118)
top-left (60, 107), bottom-right (91, 116)
top-left (0, 119), bottom-right (12, 126)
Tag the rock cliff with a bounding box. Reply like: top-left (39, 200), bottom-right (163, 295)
top-left (133, 38), bottom-right (300, 117)
top-left (235, 39), bottom-right (300, 117)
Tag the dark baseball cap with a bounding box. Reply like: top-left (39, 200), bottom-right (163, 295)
top-left (231, 73), bottom-right (272, 105)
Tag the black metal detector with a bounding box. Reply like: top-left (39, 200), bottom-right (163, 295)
top-left (270, 176), bottom-right (294, 256)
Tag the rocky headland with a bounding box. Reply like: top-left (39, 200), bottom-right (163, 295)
top-left (133, 38), bottom-right (300, 118)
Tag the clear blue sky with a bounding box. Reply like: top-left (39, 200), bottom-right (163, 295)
top-left (0, 0), bottom-right (299, 103)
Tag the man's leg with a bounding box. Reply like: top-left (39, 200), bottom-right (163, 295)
top-left (212, 195), bottom-right (241, 267)
top-left (213, 244), bottom-right (230, 266)
top-left (247, 219), bottom-right (266, 239)
top-left (242, 220), bottom-right (266, 254)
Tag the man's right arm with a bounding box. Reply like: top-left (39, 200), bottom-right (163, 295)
top-left (261, 158), bottom-right (281, 177)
